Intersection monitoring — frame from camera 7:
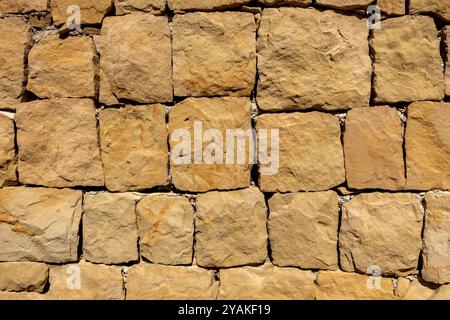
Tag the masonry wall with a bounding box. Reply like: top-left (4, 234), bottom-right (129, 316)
top-left (0, 0), bottom-right (450, 300)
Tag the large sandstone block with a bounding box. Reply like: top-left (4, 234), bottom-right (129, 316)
top-left (257, 0), bottom-right (311, 5)
top-left (396, 278), bottom-right (450, 300)
top-left (169, 97), bottom-right (252, 192)
top-left (16, 99), bottom-right (104, 188)
top-left (195, 187), bottom-right (268, 268)
top-left (99, 105), bottom-right (168, 192)
top-left (0, 115), bottom-right (16, 187)
top-left (0, 187), bottom-right (82, 263)
top-left (257, 8), bottom-right (371, 111)
top-left (100, 14), bottom-right (172, 105)
top-left (0, 291), bottom-right (45, 300)
top-left (83, 193), bottom-right (139, 265)
top-left (421, 193), bottom-right (450, 285)
top-left (444, 28), bottom-right (450, 97)
top-left (256, 112), bottom-right (345, 193)
top-left (377, 0), bottom-right (405, 15)
top-left (219, 264), bottom-right (315, 300)
top-left (115, 0), bottom-right (166, 15)
top-left (339, 193), bottom-right (423, 276)
top-left (172, 12), bottom-right (256, 98)
top-left (344, 107), bottom-right (405, 190)
top-left (169, 0), bottom-right (251, 11)
top-left (268, 191), bottom-right (339, 270)
top-left (405, 102), bottom-right (450, 190)
top-left (0, 0), bottom-right (47, 13)
top-left (136, 194), bottom-right (194, 265)
top-left (372, 16), bottom-right (443, 103)
top-left (27, 35), bottom-right (96, 99)
top-left (0, 262), bottom-right (48, 293)
top-left (316, 0), bottom-right (374, 9)
top-left (126, 264), bottom-right (218, 300)
top-left (51, 0), bottom-right (113, 26)
top-left (410, 0), bottom-right (450, 22)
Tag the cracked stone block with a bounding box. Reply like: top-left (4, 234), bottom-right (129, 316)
top-left (50, 0), bottom-right (113, 26)
top-left (0, 262), bottom-right (48, 293)
top-left (0, 115), bottom-right (16, 187)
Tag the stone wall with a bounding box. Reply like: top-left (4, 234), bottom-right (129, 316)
top-left (0, 0), bottom-right (450, 300)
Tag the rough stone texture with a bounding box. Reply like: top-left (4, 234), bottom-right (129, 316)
top-left (0, 115), bottom-right (16, 187)
top-left (169, 0), bottom-right (251, 10)
top-left (172, 12), bottom-right (256, 98)
top-left (257, 0), bottom-right (311, 5)
top-left (219, 264), bottom-right (315, 300)
top-left (421, 193), bottom-right (450, 285)
top-left (0, 291), bottom-right (45, 300)
top-left (126, 264), bottom-right (218, 300)
top-left (268, 191), bottom-right (339, 270)
top-left (372, 16), bottom-right (444, 103)
top-left (16, 99), bottom-right (104, 188)
top-left (27, 35), bottom-right (96, 99)
top-left (410, 0), bottom-right (450, 22)
top-left (0, 187), bottom-right (82, 263)
top-left (257, 8), bottom-right (371, 111)
top-left (0, 0), bottom-right (47, 13)
top-left (136, 195), bottom-right (194, 265)
top-left (256, 112), bottom-right (345, 193)
top-left (169, 97), bottom-right (252, 192)
top-left (378, 0), bottom-right (405, 15)
top-left (100, 14), bottom-right (172, 105)
top-left (99, 105), bottom-right (168, 192)
top-left (445, 27), bottom-right (450, 97)
top-left (51, 0), bottom-right (113, 26)
top-left (396, 278), bottom-right (450, 300)
top-left (83, 193), bottom-right (139, 265)
top-left (195, 187), bottom-right (268, 268)
top-left (405, 102), bottom-right (450, 190)
top-left (344, 106), bottom-right (405, 190)
top-left (46, 262), bottom-right (124, 300)
top-left (115, 0), bottom-right (166, 14)
top-left (0, 262), bottom-right (48, 293)
top-left (316, 0), bottom-right (374, 9)
top-left (316, 271), bottom-right (396, 300)
top-left (0, 17), bottom-right (30, 108)
top-left (339, 193), bottom-right (423, 276)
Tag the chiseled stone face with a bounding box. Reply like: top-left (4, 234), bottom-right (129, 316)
top-left (410, 0), bottom-right (450, 22)
top-left (0, 0), bottom-right (47, 13)
top-left (0, 115), bottom-right (16, 187)
top-left (0, 262), bottom-right (48, 293)
top-left (50, 0), bottom-right (113, 26)
top-left (169, 0), bottom-right (251, 11)
top-left (115, 0), bottom-right (166, 15)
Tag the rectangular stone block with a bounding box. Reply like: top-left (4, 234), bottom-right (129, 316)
top-left (115, 0), bottom-right (166, 15)
top-left (316, 0), bottom-right (374, 9)
top-left (0, 115), bottom-right (16, 187)
top-left (0, 262), bottom-right (48, 293)
top-left (50, 0), bottom-right (113, 26)
top-left (0, 0), bottom-right (47, 13)
top-left (410, 0), bottom-right (450, 22)
top-left (377, 0), bottom-right (405, 15)
top-left (169, 0), bottom-right (251, 11)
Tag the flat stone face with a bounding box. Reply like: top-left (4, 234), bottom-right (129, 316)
top-left (27, 36), bottom-right (96, 99)
top-left (0, 291), bottom-right (45, 300)
top-left (51, 0), bottom-right (113, 26)
top-left (257, 8), bottom-right (371, 111)
top-left (378, 0), bottom-right (405, 15)
top-left (136, 195), bottom-right (194, 265)
top-left (46, 262), bottom-right (124, 300)
top-left (0, 187), bottom-right (82, 263)
top-left (0, 17), bottom-right (30, 107)
top-left (405, 102), bottom-right (450, 190)
top-left (126, 264), bottom-right (218, 300)
top-left (219, 264), bottom-right (315, 300)
top-left (0, 115), bottom-right (16, 187)
top-left (258, 0), bottom-right (310, 5)
top-left (16, 99), bottom-right (104, 188)
top-left (410, 0), bottom-right (450, 22)
top-left (169, 0), bottom-right (251, 11)
top-left (372, 16), bottom-right (443, 103)
top-left (169, 97), bottom-right (252, 192)
top-left (396, 278), bottom-right (450, 300)
top-left (445, 28), bottom-right (450, 97)
top-left (268, 191), bottom-right (339, 270)
top-left (100, 14), bottom-right (172, 105)
top-left (172, 12), bottom-right (256, 98)
top-left (99, 105), bottom-right (168, 192)
top-left (83, 193), bottom-right (139, 265)
top-left (0, 0), bottom-right (47, 13)
top-left (0, 262), bottom-right (48, 293)
top-left (195, 187), bottom-right (268, 268)
top-left (421, 193), bottom-right (450, 285)
top-left (316, 0), bottom-right (374, 9)
top-left (256, 112), bottom-right (345, 193)
top-left (316, 271), bottom-right (396, 300)
top-left (344, 106), bottom-right (405, 190)
top-left (115, 0), bottom-right (166, 14)
top-left (339, 193), bottom-right (423, 276)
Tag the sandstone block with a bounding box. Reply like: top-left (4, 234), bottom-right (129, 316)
top-left (257, 0), bottom-right (311, 5)
top-left (0, 262), bottom-right (48, 293)
top-left (316, 0), bottom-right (374, 9)
top-left (51, 0), bottom-right (113, 26)
top-left (410, 0), bottom-right (450, 22)
top-left (377, 0), bottom-right (405, 15)
top-left (0, 115), bottom-right (16, 187)
top-left (115, 0), bottom-right (166, 14)
top-left (0, 0), bottom-right (47, 13)
top-left (0, 291), bottom-right (45, 300)
top-left (445, 28), bottom-right (450, 97)
top-left (396, 278), bottom-right (450, 300)
top-left (169, 0), bottom-right (251, 11)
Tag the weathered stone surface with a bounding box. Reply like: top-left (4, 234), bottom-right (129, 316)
top-left (405, 102), bottom-right (450, 190)
top-left (421, 193), bottom-right (450, 285)
top-left (0, 187), bottom-right (82, 263)
top-left (169, 97), bottom-right (252, 192)
top-left (0, 17), bottom-right (30, 108)
top-left (316, 271), bottom-right (396, 300)
top-left (100, 14), bottom-right (172, 105)
top-left (195, 187), bottom-right (267, 268)
top-left (28, 35), bottom-right (96, 99)
top-left (219, 264), bottom-right (315, 300)
top-left (410, 0), bottom-right (450, 22)
top-left (51, 0), bottom-right (113, 26)
top-left (256, 112), bottom-right (345, 193)
top-left (378, 0), bottom-right (405, 15)
top-left (172, 12), bottom-right (256, 98)
top-left (99, 105), bottom-right (168, 192)
top-left (136, 195), bottom-right (194, 265)
top-left (16, 99), bottom-right (104, 187)
top-left (445, 28), bottom-right (450, 97)
top-left (0, 291), bottom-right (45, 300)
top-left (0, 115), bottom-right (16, 187)
top-left (372, 16), bottom-right (444, 103)
top-left (126, 263), bottom-right (218, 300)
top-left (83, 193), bottom-right (139, 264)
top-left (169, 0), bottom-right (251, 10)
top-left (257, 8), bottom-right (371, 111)
top-left (0, 262), bottom-right (48, 293)
top-left (316, 0), bottom-right (374, 9)
top-left (47, 262), bottom-right (124, 300)
top-left (339, 193), bottom-right (423, 276)
top-left (344, 106), bottom-right (405, 190)
top-left (0, 0), bottom-right (47, 13)
top-left (268, 191), bottom-right (339, 270)
top-left (257, 0), bottom-right (310, 5)
top-left (115, 0), bottom-right (166, 15)
top-left (396, 278), bottom-right (450, 300)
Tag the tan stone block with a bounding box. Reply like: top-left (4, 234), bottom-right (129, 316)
top-left (395, 278), bottom-right (449, 300)
top-left (115, 0), bottom-right (166, 14)
top-left (257, 0), bottom-right (310, 5)
top-left (51, 0), bottom-right (113, 26)
top-left (316, 0), bottom-right (374, 9)
top-left (377, 0), bottom-right (405, 15)
top-left (0, 262), bottom-right (48, 293)
top-left (0, 115), bottom-right (16, 187)
top-left (0, 0), bottom-right (47, 13)
top-left (410, 0), bottom-right (450, 22)
top-left (0, 291), bottom-right (45, 300)
top-left (169, 0), bottom-right (251, 10)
